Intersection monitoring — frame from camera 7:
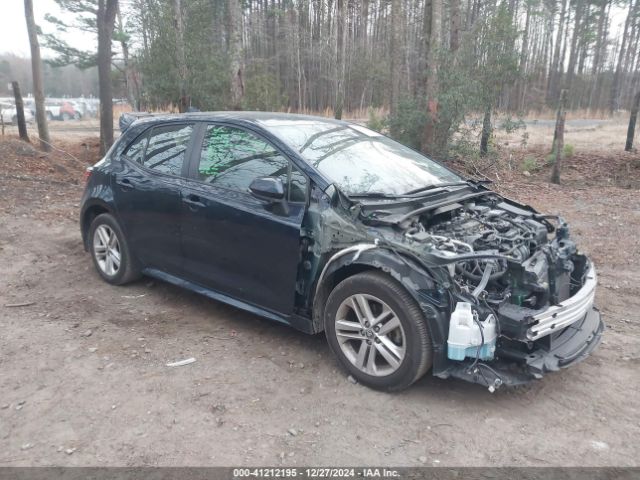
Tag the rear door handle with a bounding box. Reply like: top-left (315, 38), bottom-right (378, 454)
top-left (183, 194), bottom-right (205, 209)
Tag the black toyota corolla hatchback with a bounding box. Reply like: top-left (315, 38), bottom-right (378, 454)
top-left (80, 112), bottom-right (603, 391)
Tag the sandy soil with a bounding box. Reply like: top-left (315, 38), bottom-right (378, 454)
top-left (0, 134), bottom-right (639, 467)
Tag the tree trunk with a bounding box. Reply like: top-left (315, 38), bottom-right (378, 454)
top-left (625, 91), bottom-right (640, 151)
top-left (97, 0), bottom-right (119, 156)
top-left (24, 0), bottom-right (50, 151)
top-left (450, 0), bottom-right (461, 53)
top-left (11, 81), bottom-right (29, 143)
top-left (565, 0), bottom-right (585, 92)
top-left (334, 0), bottom-right (346, 119)
top-left (173, 0), bottom-right (189, 112)
top-left (551, 89), bottom-right (567, 184)
top-left (116, 5), bottom-right (139, 110)
top-left (227, 0), bottom-right (244, 110)
top-left (480, 105), bottom-right (491, 156)
top-left (588, 0), bottom-right (609, 111)
top-left (591, 0), bottom-right (608, 76)
top-left (547, 0), bottom-right (568, 105)
top-left (422, 0), bottom-right (442, 155)
top-left (389, 0), bottom-right (401, 116)
top-left (516, 1), bottom-right (531, 111)
top-left (610, 0), bottom-right (635, 114)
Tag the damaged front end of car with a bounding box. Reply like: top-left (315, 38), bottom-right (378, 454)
top-left (302, 183), bottom-right (604, 391)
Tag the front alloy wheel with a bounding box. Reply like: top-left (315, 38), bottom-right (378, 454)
top-left (335, 294), bottom-right (406, 376)
top-left (324, 271), bottom-right (433, 391)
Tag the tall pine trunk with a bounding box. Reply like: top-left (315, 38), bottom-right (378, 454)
top-left (610, 0), bottom-right (635, 113)
top-left (547, 0), bottom-right (568, 105)
top-left (334, 0), bottom-right (346, 119)
top-left (227, 0), bottom-right (244, 110)
top-left (389, 0), bottom-right (401, 116)
top-left (24, 0), bottom-right (50, 152)
top-left (422, 0), bottom-right (442, 155)
top-left (173, 0), bottom-right (189, 112)
top-left (97, 0), bottom-right (118, 156)
top-left (626, 91), bottom-right (640, 151)
top-left (551, 89), bottom-right (567, 184)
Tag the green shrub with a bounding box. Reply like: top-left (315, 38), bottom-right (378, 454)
top-left (366, 107), bottom-right (386, 133)
top-left (522, 156), bottom-right (538, 172)
top-left (563, 143), bottom-right (575, 158)
top-left (386, 97), bottom-right (427, 150)
top-left (546, 153), bottom-right (555, 165)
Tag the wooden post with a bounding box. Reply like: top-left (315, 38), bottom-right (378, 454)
top-left (625, 91), bottom-right (640, 151)
top-left (551, 89), bottom-right (567, 184)
top-left (11, 81), bottom-right (30, 142)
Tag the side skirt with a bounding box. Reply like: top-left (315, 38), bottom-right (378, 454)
top-left (142, 268), bottom-right (315, 334)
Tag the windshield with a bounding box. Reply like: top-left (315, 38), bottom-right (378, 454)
top-left (259, 119), bottom-right (462, 195)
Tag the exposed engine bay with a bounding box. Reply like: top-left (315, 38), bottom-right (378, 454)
top-left (400, 197), bottom-right (588, 312)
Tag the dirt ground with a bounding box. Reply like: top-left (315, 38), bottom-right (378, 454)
top-left (0, 126), bottom-right (639, 467)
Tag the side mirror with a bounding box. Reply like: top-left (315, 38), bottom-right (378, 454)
top-left (249, 176), bottom-right (285, 202)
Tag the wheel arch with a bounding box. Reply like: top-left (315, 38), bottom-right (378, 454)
top-left (80, 201), bottom-right (113, 251)
top-left (312, 248), bottom-right (449, 340)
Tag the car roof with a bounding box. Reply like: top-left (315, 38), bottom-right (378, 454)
top-left (133, 111), bottom-right (350, 128)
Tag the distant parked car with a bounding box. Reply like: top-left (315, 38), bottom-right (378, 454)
top-left (0, 103), bottom-right (34, 125)
top-left (42, 101), bottom-right (77, 121)
top-left (44, 103), bottom-right (61, 121)
top-left (60, 101), bottom-right (79, 120)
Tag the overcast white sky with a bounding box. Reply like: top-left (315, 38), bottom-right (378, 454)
top-left (0, 0), bottom-right (628, 59)
top-left (1, 0), bottom-right (96, 57)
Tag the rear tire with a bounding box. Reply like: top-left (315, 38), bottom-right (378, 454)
top-left (324, 271), bottom-right (433, 391)
top-left (89, 213), bottom-right (140, 285)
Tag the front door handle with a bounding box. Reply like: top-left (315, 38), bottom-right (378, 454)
top-left (117, 177), bottom-right (134, 190)
top-left (183, 194), bottom-right (205, 209)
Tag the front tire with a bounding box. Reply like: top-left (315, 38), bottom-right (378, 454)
top-left (324, 271), bottom-right (433, 391)
top-left (89, 213), bottom-right (139, 285)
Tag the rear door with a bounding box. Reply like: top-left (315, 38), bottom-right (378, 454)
top-left (180, 123), bottom-right (308, 314)
top-left (113, 123), bottom-right (195, 273)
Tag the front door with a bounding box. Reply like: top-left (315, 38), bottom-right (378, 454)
top-left (180, 124), bottom-right (308, 315)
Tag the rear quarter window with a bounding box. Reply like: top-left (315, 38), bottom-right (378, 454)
top-left (122, 123), bottom-right (194, 177)
top-left (123, 131), bottom-right (149, 164)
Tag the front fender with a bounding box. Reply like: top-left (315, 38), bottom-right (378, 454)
top-left (313, 246), bottom-right (453, 375)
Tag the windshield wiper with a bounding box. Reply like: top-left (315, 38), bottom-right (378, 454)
top-left (348, 192), bottom-right (403, 199)
top-left (403, 181), bottom-right (471, 195)
top-left (348, 181), bottom-right (478, 201)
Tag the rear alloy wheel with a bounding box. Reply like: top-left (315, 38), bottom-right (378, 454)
top-left (94, 225), bottom-right (121, 276)
top-left (324, 271), bottom-right (433, 391)
top-left (89, 213), bottom-right (139, 285)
